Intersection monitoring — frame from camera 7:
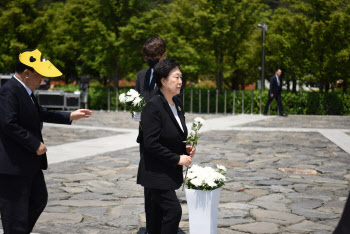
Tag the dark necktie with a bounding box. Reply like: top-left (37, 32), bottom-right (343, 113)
top-left (30, 93), bottom-right (40, 112)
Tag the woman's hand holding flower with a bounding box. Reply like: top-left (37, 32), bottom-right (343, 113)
top-left (178, 155), bottom-right (192, 167)
top-left (186, 145), bottom-right (196, 158)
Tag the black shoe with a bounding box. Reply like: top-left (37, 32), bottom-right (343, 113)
top-left (279, 113), bottom-right (288, 117)
top-left (263, 112), bottom-right (267, 116)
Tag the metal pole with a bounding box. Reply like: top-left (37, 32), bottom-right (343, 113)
top-left (199, 89), bottom-right (201, 113)
top-left (261, 23), bottom-right (267, 91)
top-left (190, 89), bottom-right (193, 113)
top-left (116, 88), bottom-right (119, 111)
top-left (108, 87), bottom-right (110, 112)
top-left (260, 88), bottom-right (262, 114)
top-left (233, 90), bottom-right (235, 115)
top-left (224, 90), bottom-right (227, 114)
top-left (215, 90), bottom-right (218, 114)
top-left (207, 90), bottom-right (210, 113)
top-left (123, 88), bottom-right (126, 112)
top-left (251, 90), bottom-right (253, 114)
top-left (242, 90), bottom-right (245, 114)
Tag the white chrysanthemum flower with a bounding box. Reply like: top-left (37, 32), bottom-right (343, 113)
top-left (133, 97), bottom-right (142, 106)
top-left (186, 172), bottom-right (197, 179)
top-left (190, 177), bottom-right (204, 187)
top-left (127, 89), bottom-right (140, 98)
top-left (205, 176), bottom-right (217, 187)
top-left (217, 164), bottom-right (227, 171)
top-left (188, 164), bottom-right (200, 173)
top-left (119, 93), bottom-right (126, 104)
top-left (125, 95), bottom-right (135, 103)
top-left (194, 117), bottom-right (205, 124)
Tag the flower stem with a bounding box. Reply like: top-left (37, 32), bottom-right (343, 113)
top-left (182, 167), bottom-right (189, 191)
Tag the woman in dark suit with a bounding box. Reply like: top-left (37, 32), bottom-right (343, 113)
top-left (138, 59), bottom-right (195, 234)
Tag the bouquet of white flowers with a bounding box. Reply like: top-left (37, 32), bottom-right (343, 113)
top-left (185, 164), bottom-right (227, 191)
top-left (118, 89), bottom-right (146, 118)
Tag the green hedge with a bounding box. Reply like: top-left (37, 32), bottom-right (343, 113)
top-left (55, 85), bottom-right (350, 115)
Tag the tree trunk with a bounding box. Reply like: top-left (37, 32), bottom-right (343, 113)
top-left (292, 79), bottom-right (297, 93)
top-left (319, 82), bottom-right (324, 93)
top-left (216, 53), bottom-right (224, 94)
top-left (286, 81), bottom-right (290, 92)
top-left (325, 82), bottom-right (329, 92)
top-left (343, 78), bottom-right (348, 93)
top-left (112, 66), bottom-right (119, 91)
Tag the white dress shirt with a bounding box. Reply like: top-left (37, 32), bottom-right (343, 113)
top-left (13, 75), bottom-right (34, 103)
top-left (169, 104), bottom-right (184, 132)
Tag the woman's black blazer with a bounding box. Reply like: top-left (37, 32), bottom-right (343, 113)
top-left (137, 91), bottom-right (188, 190)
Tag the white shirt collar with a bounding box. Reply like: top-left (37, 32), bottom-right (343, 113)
top-left (13, 74), bottom-right (32, 96)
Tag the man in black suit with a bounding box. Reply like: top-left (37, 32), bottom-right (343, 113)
top-left (0, 49), bottom-right (92, 233)
top-left (263, 68), bottom-right (287, 116)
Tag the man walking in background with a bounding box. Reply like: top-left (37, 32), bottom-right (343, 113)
top-left (263, 68), bottom-right (287, 117)
top-left (0, 49), bottom-right (92, 233)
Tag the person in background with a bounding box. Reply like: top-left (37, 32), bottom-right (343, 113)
top-left (263, 68), bottom-right (287, 117)
top-left (0, 49), bottom-right (92, 233)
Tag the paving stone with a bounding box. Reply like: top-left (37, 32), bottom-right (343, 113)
top-left (279, 168), bottom-right (318, 175)
top-left (219, 203), bottom-right (258, 210)
top-left (270, 185), bottom-right (295, 193)
top-left (290, 199), bottom-right (324, 210)
top-left (231, 222), bottom-right (280, 233)
top-left (61, 187), bottom-right (87, 194)
top-left (283, 220), bottom-right (333, 232)
top-left (250, 194), bottom-right (291, 212)
top-left (250, 209), bottom-right (305, 225)
top-left (218, 218), bottom-right (255, 227)
top-left (49, 200), bottom-right (116, 207)
top-left (218, 209), bottom-right (249, 219)
top-left (44, 206), bottom-right (70, 213)
top-left (37, 212), bottom-right (83, 224)
top-left (244, 188), bottom-right (270, 197)
top-left (256, 180), bottom-right (294, 186)
top-left (291, 208), bottom-right (338, 221)
top-left (220, 192), bottom-right (255, 203)
top-left (72, 207), bottom-right (107, 217)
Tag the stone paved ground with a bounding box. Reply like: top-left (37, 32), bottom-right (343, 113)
top-left (1, 113), bottom-right (350, 234)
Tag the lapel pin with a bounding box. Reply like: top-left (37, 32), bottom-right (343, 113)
top-left (178, 106), bottom-right (181, 112)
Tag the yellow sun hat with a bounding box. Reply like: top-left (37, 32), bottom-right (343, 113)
top-left (19, 49), bottom-right (62, 77)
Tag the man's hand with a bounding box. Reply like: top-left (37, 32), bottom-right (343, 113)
top-left (70, 109), bottom-right (92, 121)
top-left (270, 93), bottom-right (274, 98)
top-left (178, 155), bottom-right (192, 167)
top-left (36, 142), bottom-right (47, 155)
top-left (186, 145), bottom-right (196, 158)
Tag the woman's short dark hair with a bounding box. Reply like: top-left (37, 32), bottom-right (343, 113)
top-left (153, 58), bottom-right (180, 88)
top-left (15, 49), bottom-right (36, 74)
top-left (142, 37), bottom-right (166, 58)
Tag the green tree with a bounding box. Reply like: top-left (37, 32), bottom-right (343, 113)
top-left (0, 0), bottom-right (45, 73)
top-left (266, 0), bottom-right (350, 93)
top-left (265, 7), bottom-right (311, 92)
